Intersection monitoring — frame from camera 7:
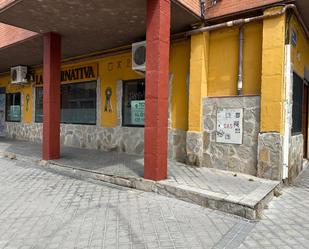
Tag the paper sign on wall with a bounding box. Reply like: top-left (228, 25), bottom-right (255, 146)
top-left (216, 108), bottom-right (243, 145)
top-left (131, 100), bottom-right (145, 125)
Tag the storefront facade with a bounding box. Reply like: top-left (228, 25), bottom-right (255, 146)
top-left (0, 40), bottom-right (190, 162)
top-left (0, 0), bottom-right (309, 183)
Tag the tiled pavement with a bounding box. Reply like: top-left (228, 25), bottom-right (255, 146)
top-left (0, 156), bottom-right (309, 248)
top-left (239, 165), bottom-right (309, 249)
top-left (0, 139), bottom-right (278, 201)
top-left (0, 157), bottom-right (252, 249)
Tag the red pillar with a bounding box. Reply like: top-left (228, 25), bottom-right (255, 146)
top-left (43, 32), bottom-right (61, 160)
top-left (144, 0), bottom-right (170, 180)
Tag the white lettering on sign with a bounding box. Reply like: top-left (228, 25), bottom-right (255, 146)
top-left (216, 108), bottom-right (243, 144)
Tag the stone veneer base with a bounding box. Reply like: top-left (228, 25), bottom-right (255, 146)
top-left (289, 134), bottom-right (303, 183)
top-left (5, 122), bottom-right (187, 161)
top-left (257, 132), bottom-right (283, 181)
top-left (202, 96), bottom-right (260, 175)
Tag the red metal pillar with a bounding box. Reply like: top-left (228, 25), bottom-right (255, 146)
top-left (43, 32), bottom-right (61, 160)
top-left (144, 0), bottom-right (171, 180)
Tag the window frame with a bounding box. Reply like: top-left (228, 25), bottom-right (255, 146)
top-left (35, 80), bottom-right (97, 125)
top-left (5, 92), bottom-right (21, 123)
top-left (122, 79), bottom-right (145, 128)
top-left (35, 86), bottom-right (43, 123)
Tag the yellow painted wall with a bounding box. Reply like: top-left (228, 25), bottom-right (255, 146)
top-left (208, 26), bottom-right (238, 96)
top-left (0, 40), bottom-right (191, 130)
top-left (0, 74), bottom-right (33, 123)
top-left (207, 22), bottom-right (263, 96)
top-left (187, 22), bottom-right (262, 132)
top-left (260, 7), bottom-right (286, 133)
top-left (170, 40), bottom-right (190, 130)
top-left (99, 53), bottom-right (142, 127)
top-left (188, 33), bottom-right (209, 132)
top-left (290, 15), bottom-right (309, 78)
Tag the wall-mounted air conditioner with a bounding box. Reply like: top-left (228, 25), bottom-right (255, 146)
top-left (132, 41), bottom-right (146, 72)
top-left (11, 66), bottom-right (28, 84)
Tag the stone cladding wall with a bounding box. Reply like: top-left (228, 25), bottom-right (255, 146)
top-left (202, 96), bottom-right (260, 175)
top-left (257, 133), bottom-right (283, 181)
top-left (288, 134), bottom-right (303, 182)
top-left (5, 122), bottom-right (186, 161)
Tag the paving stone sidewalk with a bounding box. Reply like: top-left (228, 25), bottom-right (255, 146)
top-left (0, 157), bottom-right (254, 249)
top-left (239, 165), bottom-right (309, 249)
top-left (0, 138), bottom-right (279, 219)
top-left (1, 153), bottom-right (309, 248)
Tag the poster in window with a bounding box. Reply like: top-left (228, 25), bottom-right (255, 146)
top-left (131, 100), bottom-right (145, 125)
top-left (216, 108), bottom-right (243, 144)
top-left (10, 105), bottom-right (20, 121)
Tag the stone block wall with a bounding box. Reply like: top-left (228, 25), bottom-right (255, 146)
top-left (186, 131), bottom-right (203, 166)
top-left (289, 134), bottom-right (303, 182)
top-left (5, 122), bottom-right (187, 161)
top-left (169, 129), bottom-right (187, 163)
top-left (257, 133), bottom-right (304, 182)
top-left (257, 133), bottom-right (283, 181)
top-left (202, 96), bottom-right (260, 175)
top-left (5, 122), bottom-right (144, 155)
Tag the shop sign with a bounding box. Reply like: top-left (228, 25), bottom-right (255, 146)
top-left (131, 100), bottom-right (145, 125)
top-left (35, 63), bottom-right (98, 85)
top-left (216, 108), bottom-right (243, 145)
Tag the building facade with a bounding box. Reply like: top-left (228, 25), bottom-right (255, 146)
top-left (0, 0), bottom-right (308, 183)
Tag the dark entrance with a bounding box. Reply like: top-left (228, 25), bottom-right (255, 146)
top-left (292, 73), bottom-right (309, 159)
top-left (302, 81), bottom-right (309, 158)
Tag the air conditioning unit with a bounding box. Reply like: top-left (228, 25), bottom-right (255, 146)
top-left (132, 41), bottom-right (146, 72)
top-left (11, 66), bottom-right (28, 84)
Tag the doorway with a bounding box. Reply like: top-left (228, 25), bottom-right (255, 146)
top-left (302, 82), bottom-right (309, 158)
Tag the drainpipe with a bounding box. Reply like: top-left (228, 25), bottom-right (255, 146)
top-left (237, 25), bottom-right (244, 95)
top-left (186, 4), bottom-right (309, 39)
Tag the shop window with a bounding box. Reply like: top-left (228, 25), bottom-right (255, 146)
top-left (6, 93), bottom-right (21, 122)
top-left (292, 73), bottom-right (304, 134)
top-left (122, 79), bottom-right (145, 127)
top-left (61, 81), bottom-right (97, 124)
top-left (35, 81), bottom-right (97, 125)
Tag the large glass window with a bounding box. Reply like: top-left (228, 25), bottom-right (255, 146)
top-left (35, 81), bottom-right (97, 125)
top-left (61, 81), bottom-right (97, 124)
top-left (122, 79), bottom-right (145, 127)
top-left (6, 93), bottom-right (21, 122)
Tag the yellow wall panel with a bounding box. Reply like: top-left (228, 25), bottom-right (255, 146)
top-left (207, 22), bottom-right (263, 96)
top-left (208, 27), bottom-right (238, 96)
top-left (260, 101), bottom-right (283, 132)
top-left (260, 8), bottom-right (286, 133)
top-left (170, 40), bottom-right (190, 131)
top-left (99, 53), bottom-right (142, 128)
top-left (22, 86), bottom-right (32, 123)
top-left (188, 33), bottom-right (209, 132)
top-left (243, 22), bottom-right (263, 95)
